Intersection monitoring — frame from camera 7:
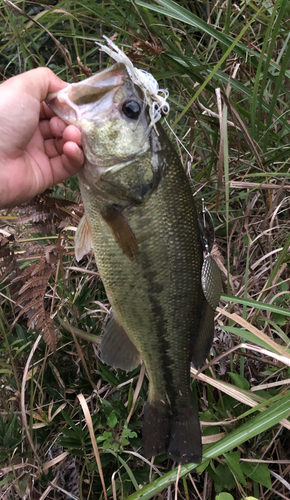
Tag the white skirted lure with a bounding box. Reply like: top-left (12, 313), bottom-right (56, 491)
top-left (96, 35), bottom-right (170, 129)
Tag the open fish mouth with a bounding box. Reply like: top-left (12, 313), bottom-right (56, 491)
top-left (46, 59), bottom-right (152, 174)
top-left (46, 62), bottom-right (128, 124)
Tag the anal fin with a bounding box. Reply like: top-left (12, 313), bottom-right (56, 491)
top-left (101, 314), bottom-right (141, 371)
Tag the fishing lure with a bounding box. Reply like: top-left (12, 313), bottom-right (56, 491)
top-left (96, 35), bottom-right (170, 128)
top-left (96, 36), bottom-right (195, 165)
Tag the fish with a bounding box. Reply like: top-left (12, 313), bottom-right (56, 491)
top-left (47, 55), bottom-right (222, 463)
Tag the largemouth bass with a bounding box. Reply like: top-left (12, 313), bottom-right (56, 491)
top-left (47, 58), bottom-right (221, 463)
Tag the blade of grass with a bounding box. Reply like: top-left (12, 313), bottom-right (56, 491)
top-left (251, 0), bottom-right (281, 137)
top-left (217, 307), bottom-right (290, 358)
top-left (58, 316), bottom-right (101, 344)
top-left (221, 325), bottom-right (281, 352)
top-left (137, 0), bottom-right (253, 54)
top-left (263, 25), bottom-right (290, 150)
top-left (259, 232), bottom-right (290, 301)
top-left (169, 6), bottom-right (264, 128)
top-left (77, 393), bottom-right (108, 500)
top-left (256, 0), bottom-right (287, 138)
top-left (108, 450), bottom-right (139, 492)
top-left (221, 293), bottom-right (290, 317)
top-left (194, 365), bottom-right (290, 429)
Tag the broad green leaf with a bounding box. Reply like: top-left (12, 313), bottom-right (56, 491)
top-left (224, 451), bottom-right (246, 486)
top-left (123, 428), bottom-right (137, 438)
top-left (0, 474), bottom-right (14, 487)
top-left (210, 463), bottom-right (236, 493)
top-left (97, 363), bottom-right (119, 386)
top-left (107, 411), bottom-right (118, 428)
top-left (241, 462), bottom-right (272, 489)
top-left (215, 494), bottom-right (235, 500)
top-left (228, 373), bottom-right (250, 391)
top-left (272, 312), bottom-right (287, 326)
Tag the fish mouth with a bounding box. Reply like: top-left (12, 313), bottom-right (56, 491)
top-left (46, 62), bottom-right (129, 124)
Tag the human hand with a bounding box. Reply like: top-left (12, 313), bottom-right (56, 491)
top-left (0, 67), bottom-right (84, 209)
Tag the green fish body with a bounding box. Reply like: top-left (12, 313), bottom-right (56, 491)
top-left (47, 62), bottom-right (221, 463)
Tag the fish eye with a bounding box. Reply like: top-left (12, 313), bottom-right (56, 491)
top-left (122, 100), bottom-right (141, 120)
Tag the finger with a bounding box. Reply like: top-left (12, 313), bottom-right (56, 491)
top-left (49, 119), bottom-right (82, 148)
top-left (63, 125), bottom-right (82, 146)
top-left (63, 142), bottom-right (84, 169)
top-left (1, 68), bottom-right (68, 105)
top-left (49, 116), bottom-right (67, 138)
top-left (49, 145), bottom-right (84, 184)
top-left (44, 138), bottom-right (64, 158)
top-left (40, 101), bottom-right (56, 120)
top-left (39, 119), bottom-right (53, 140)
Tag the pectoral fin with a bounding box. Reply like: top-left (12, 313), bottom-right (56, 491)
top-left (101, 314), bottom-right (141, 371)
top-left (101, 205), bottom-right (138, 261)
top-left (75, 214), bottom-right (93, 261)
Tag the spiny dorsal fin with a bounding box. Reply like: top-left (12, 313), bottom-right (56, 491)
top-left (75, 214), bottom-right (93, 261)
top-left (101, 205), bottom-right (138, 261)
top-left (101, 313), bottom-right (141, 371)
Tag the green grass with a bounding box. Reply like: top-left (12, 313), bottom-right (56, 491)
top-left (1, 1), bottom-right (290, 499)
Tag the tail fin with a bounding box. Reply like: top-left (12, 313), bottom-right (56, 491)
top-left (142, 398), bottom-right (202, 464)
top-left (142, 400), bottom-right (171, 458)
top-left (168, 401), bottom-right (202, 464)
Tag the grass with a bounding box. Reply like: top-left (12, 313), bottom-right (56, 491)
top-left (1, 0), bottom-right (290, 498)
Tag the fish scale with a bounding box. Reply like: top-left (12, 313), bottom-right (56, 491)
top-left (46, 61), bottom-right (221, 463)
top-left (78, 125), bottom-right (205, 462)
